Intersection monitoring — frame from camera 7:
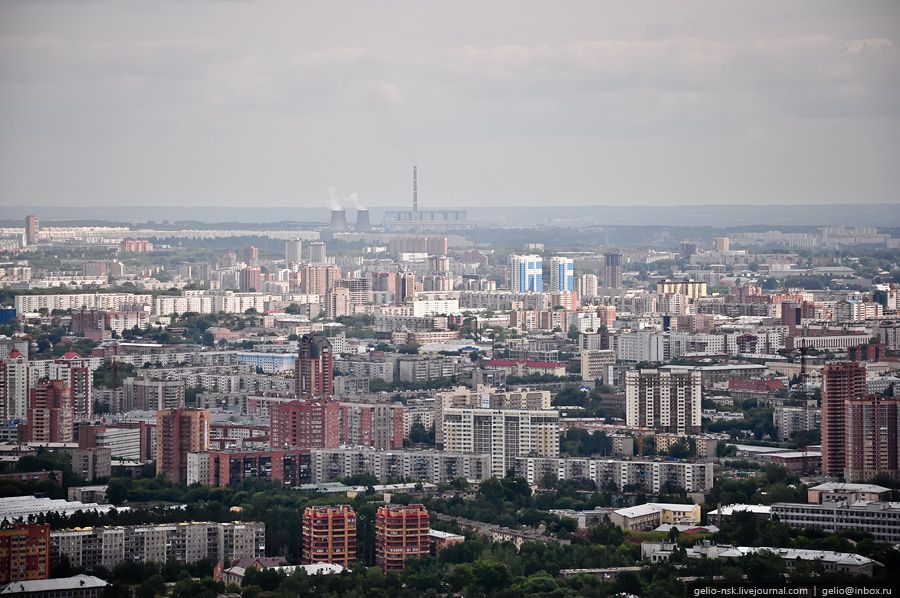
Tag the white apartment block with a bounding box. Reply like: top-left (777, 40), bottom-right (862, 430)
top-left (15, 293), bottom-right (154, 313)
top-left (442, 407), bottom-right (559, 477)
top-left (434, 386), bottom-right (552, 448)
top-left (580, 349), bottom-right (616, 382)
top-left (51, 521), bottom-right (265, 570)
top-left (626, 369), bottom-right (703, 434)
top-left (771, 501), bottom-right (900, 543)
top-left (309, 448), bottom-right (492, 484)
top-left (516, 457), bottom-right (715, 493)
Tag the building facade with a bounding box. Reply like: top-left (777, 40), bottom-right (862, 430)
top-left (155, 408), bottom-right (211, 484)
top-left (301, 505), bottom-right (356, 567)
top-left (375, 504), bottom-right (430, 570)
top-left (625, 369), bottom-right (702, 435)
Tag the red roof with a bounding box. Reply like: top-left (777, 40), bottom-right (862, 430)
top-left (60, 350), bottom-right (82, 360)
top-left (6, 349), bottom-right (23, 359)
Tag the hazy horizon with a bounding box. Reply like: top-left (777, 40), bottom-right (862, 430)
top-left (2, 1), bottom-right (899, 209)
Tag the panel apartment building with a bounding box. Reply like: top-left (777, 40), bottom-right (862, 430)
top-left (51, 522), bottom-right (265, 570)
top-left (442, 407), bottom-right (559, 477)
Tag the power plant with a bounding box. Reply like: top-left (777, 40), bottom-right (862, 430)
top-left (355, 209), bottom-right (372, 232)
top-left (329, 209), bottom-right (349, 233)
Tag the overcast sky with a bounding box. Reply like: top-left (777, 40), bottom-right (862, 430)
top-left (1, 0), bottom-right (899, 210)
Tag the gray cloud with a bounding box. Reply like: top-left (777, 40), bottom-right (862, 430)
top-left (0, 0), bottom-right (898, 208)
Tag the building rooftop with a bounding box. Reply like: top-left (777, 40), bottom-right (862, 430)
top-left (0, 575), bottom-right (109, 594)
top-left (729, 444), bottom-right (785, 454)
top-left (653, 524), bottom-right (720, 533)
top-left (809, 482), bottom-right (891, 494)
top-left (707, 504), bottom-right (772, 516)
top-left (613, 503), bottom-right (698, 518)
top-left (724, 546), bottom-right (876, 567)
top-left (0, 496), bottom-right (117, 521)
top-left (429, 529), bottom-right (465, 540)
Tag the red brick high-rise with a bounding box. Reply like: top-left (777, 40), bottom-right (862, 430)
top-left (296, 334), bottom-right (333, 398)
top-left (302, 505), bottom-right (357, 567)
top-left (845, 394), bottom-right (900, 483)
top-left (821, 362), bottom-right (867, 478)
top-left (269, 399), bottom-right (340, 450)
top-left (0, 524), bottom-right (50, 583)
top-left (375, 504), bottom-right (430, 570)
top-left (26, 379), bottom-right (73, 443)
top-left (156, 408), bottom-right (210, 484)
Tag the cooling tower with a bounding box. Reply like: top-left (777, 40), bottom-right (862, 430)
top-left (355, 209), bottom-right (372, 232)
top-left (329, 209), bottom-right (349, 233)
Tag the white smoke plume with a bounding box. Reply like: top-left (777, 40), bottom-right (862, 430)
top-left (346, 192), bottom-right (364, 210)
top-left (327, 186), bottom-right (341, 211)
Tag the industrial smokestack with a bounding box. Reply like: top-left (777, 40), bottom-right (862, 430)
top-left (329, 209), bottom-right (349, 232)
top-left (412, 164), bottom-right (418, 212)
top-left (355, 209), bottom-right (372, 232)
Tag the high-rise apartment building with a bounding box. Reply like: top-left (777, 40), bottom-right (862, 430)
top-left (302, 505), bottom-right (357, 567)
top-left (308, 241), bottom-right (327, 264)
top-left (0, 524), bottom-right (50, 584)
top-left (576, 274), bottom-right (599, 299)
top-left (54, 351), bottom-right (92, 421)
top-left (123, 378), bottom-right (185, 411)
top-left (714, 237), bottom-right (730, 252)
top-left (509, 255), bottom-right (543, 292)
top-left (604, 253), bottom-right (623, 289)
top-left (441, 407), bottom-right (559, 476)
top-left (821, 362), bottom-right (867, 478)
top-left (239, 267), bottom-right (262, 292)
top-left (433, 387), bottom-right (552, 448)
top-left (394, 270), bottom-right (416, 305)
top-left (24, 215), bottom-right (39, 246)
top-left (375, 504), bottom-right (430, 570)
top-left (0, 349), bottom-right (29, 421)
top-left (155, 408), bottom-right (210, 484)
top-left (336, 278), bottom-right (373, 306)
top-left (26, 379), bottom-right (73, 443)
top-left (338, 402), bottom-right (405, 450)
top-left (845, 394), bottom-right (900, 482)
top-left (625, 369), bottom-right (702, 435)
top-left (285, 239), bottom-right (303, 263)
top-left (269, 399), bottom-right (340, 450)
top-left (242, 245), bottom-right (259, 264)
top-left (301, 265), bottom-right (341, 296)
top-left (296, 334), bottom-right (333, 398)
top-left (547, 256), bottom-right (574, 292)
top-left (326, 286), bottom-right (352, 318)
top-left (580, 349), bottom-right (616, 382)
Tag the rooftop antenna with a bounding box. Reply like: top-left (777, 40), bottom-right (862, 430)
top-left (412, 164), bottom-right (418, 212)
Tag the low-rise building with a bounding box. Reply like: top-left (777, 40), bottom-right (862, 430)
top-left (642, 541), bottom-right (877, 577)
top-left (0, 574), bottom-right (109, 597)
top-left (428, 529), bottom-right (464, 555)
top-left (807, 482), bottom-right (892, 504)
top-left (771, 501), bottom-right (900, 543)
top-left (609, 503), bottom-right (701, 532)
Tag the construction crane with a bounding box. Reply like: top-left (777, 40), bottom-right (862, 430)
top-left (778, 339), bottom-right (811, 397)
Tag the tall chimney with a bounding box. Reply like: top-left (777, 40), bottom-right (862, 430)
top-left (329, 209), bottom-right (349, 233)
top-left (355, 209), bottom-right (372, 232)
top-left (412, 164), bottom-right (418, 212)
